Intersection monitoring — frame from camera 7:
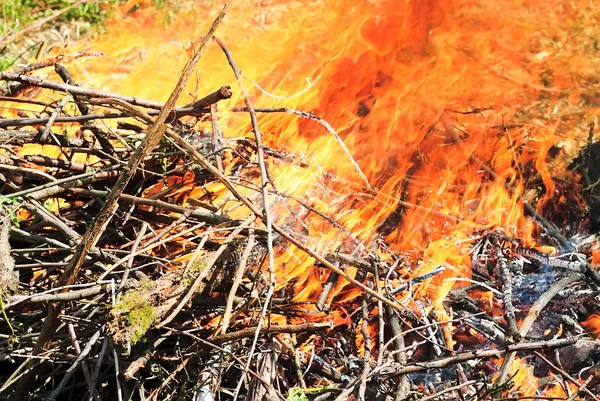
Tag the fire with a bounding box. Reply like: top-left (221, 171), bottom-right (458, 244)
top-left (5, 0), bottom-right (599, 395)
top-left (582, 314), bottom-right (600, 338)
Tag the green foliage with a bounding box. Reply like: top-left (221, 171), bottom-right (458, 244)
top-left (0, 0), bottom-right (186, 38)
top-left (0, 199), bottom-right (20, 227)
top-left (0, 55), bottom-right (17, 71)
top-left (1, 0), bottom-right (120, 36)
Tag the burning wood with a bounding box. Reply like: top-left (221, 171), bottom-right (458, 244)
top-left (1, 1), bottom-right (600, 400)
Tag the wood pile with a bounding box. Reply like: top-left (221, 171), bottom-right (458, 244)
top-left (0, 6), bottom-right (599, 401)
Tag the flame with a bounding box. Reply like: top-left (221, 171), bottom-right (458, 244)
top-left (582, 313), bottom-right (600, 339)
top-left (6, 0), bottom-right (598, 370)
top-left (30, 0), bottom-right (591, 320)
top-left (493, 356), bottom-right (538, 397)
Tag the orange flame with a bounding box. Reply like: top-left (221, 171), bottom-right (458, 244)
top-left (582, 313), bottom-right (600, 339)
top-left (9, 0), bottom-right (597, 331)
top-left (69, 0), bottom-right (591, 312)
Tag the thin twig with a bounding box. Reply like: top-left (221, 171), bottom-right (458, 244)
top-left (378, 336), bottom-right (584, 379)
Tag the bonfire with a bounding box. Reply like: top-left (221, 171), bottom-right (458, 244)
top-left (1, 1), bottom-right (600, 400)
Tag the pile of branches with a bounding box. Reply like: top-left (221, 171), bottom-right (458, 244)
top-left (1, 6), bottom-right (600, 401)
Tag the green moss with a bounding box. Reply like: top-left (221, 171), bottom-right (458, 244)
top-left (287, 386), bottom-right (336, 401)
top-left (181, 258), bottom-right (207, 287)
top-left (113, 287), bottom-right (157, 345)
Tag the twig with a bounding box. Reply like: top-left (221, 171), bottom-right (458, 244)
top-left (0, 165), bottom-right (121, 201)
top-left (210, 103), bottom-right (224, 172)
top-left (117, 222), bottom-right (147, 293)
top-left (219, 227), bottom-right (255, 334)
top-left (0, 106), bottom-right (212, 129)
top-left (122, 336), bottom-right (168, 380)
top-left (316, 259), bottom-right (341, 311)
top-left (98, 222), bottom-right (205, 281)
top-left (378, 336), bottom-right (583, 379)
top-left (419, 380), bottom-right (478, 401)
top-left (358, 283), bottom-right (372, 401)
top-left (231, 106), bottom-right (371, 189)
top-left (66, 187), bottom-right (230, 225)
top-left (147, 357), bottom-right (191, 401)
top-left (386, 305), bottom-right (411, 401)
top-left (6, 282), bottom-right (112, 308)
top-left (0, 71), bottom-right (165, 110)
top-left (112, 347), bottom-right (123, 401)
top-left (565, 372), bottom-right (594, 401)
top-left (187, 85), bottom-right (232, 108)
top-left (40, 94), bottom-right (71, 141)
top-left (165, 128), bottom-right (406, 312)
top-left (533, 351), bottom-right (600, 401)
top-left (155, 215), bottom-right (249, 328)
top-left (210, 322), bottom-right (331, 345)
top-left (66, 324), bottom-right (100, 401)
top-left (54, 63), bottom-right (90, 114)
top-left (497, 248), bottom-right (519, 341)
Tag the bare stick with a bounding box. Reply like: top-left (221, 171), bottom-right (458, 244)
top-left (186, 85), bottom-right (232, 108)
top-left (358, 284), bottom-right (372, 401)
top-left (0, 71), bottom-right (165, 110)
top-left (210, 103), bottom-right (224, 172)
top-left (166, 127), bottom-right (405, 311)
top-left (209, 322), bottom-right (330, 344)
top-left (230, 106), bottom-right (371, 189)
top-left (156, 215), bottom-right (252, 328)
top-left (220, 228), bottom-right (255, 334)
top-left (67, 324), bottom-right (100, 401)
top-left (386, 305), bottom-right (411, 401)
top-left (497, 249), bottom-right (519, 341)
top-left (66, 188), bottom-right (229, 225)
top-left (534, 351), bottom-right (600, 401)
top-left (379, 336), bottom-right (583, 379)
top-left (40, 94), bottom-right (71, 141)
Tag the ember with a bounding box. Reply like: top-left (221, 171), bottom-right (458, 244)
top-left (1, 0), bottom-right (600, 400)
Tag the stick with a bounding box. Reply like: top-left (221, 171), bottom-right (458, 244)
top-left (0, 71), bottom-right (166, 109)
top-left (533, 351), bottom-right (600, 401)
top-left (187, 85), bottom-right (232, 108)
top-left (231, 106), bottom-right (371, 189)
top-left (66, 188), bottom-right (229, 225)
top-left (219, 228), bottom-right (255, 335)
top-left (155, 215), bottom-right (251, 328)
top-left (379, 336), bottom-right (583, 379)
top-left (213, 37), bottom-right (278, 395)
top-left (497, 249), bottom-right (519, 341)
top-left (40, 94), bottom-right (71, 141)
